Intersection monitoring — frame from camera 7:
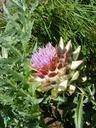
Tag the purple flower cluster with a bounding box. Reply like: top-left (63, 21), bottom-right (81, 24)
top-left (31, 43), bottom-right (56, 68)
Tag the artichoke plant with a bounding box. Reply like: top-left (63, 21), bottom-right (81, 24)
top-left (31, 37), bottom-right (83, 95)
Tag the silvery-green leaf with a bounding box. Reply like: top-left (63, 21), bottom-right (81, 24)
top-left (71, 61), bottom-right (83, 70)
top-left (2, 47), bottom-right (8, 58)
top-left (71, 71), bottom-right (79, 81)
top-left (73, 46), bottom-right (81, 60)
top-left (74, 95), bottom-right (84, 128)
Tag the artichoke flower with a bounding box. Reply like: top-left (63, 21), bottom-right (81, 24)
top-left (31, 37), bottom-right (83, 94)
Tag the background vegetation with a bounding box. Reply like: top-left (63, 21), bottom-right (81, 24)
top-left (0, 0), bottom-right (96, 127)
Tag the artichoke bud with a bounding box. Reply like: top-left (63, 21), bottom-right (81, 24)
top-left (31, 37), bottom-right (83, 94)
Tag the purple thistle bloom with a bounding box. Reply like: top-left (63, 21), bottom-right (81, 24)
top-left (31, 43), bottom-right (57, 68)
top-left (31, 37), bottom-right (83, 94)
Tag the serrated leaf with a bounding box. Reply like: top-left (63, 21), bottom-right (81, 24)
top-left (3, 4), bottom-right (10, 16)
top-left (30, 0), bottom-right (39, 13)
top-left (0, 94), bottom-right (13, 105)
top-left (2, 47), bottom-right (8, 58)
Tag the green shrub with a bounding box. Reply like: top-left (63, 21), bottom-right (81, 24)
top-left (0, 0), bottom-right (96, 127)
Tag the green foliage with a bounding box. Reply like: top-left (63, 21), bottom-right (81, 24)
top-left (0, 0), bottom-right (96, 127)
top-left (74, 95), bottom-right (84, 128)
top-left (0, 0), bottom-right (43, 127)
